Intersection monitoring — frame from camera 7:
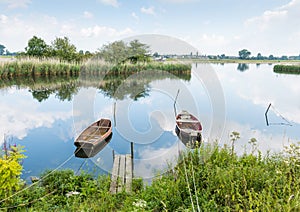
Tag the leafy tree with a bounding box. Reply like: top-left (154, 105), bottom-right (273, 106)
top-left (280, 55), bottom-right (288, 60)
top-left (0, 44), bottom-right (5, 55)
top-left (238, 49), bottom-right (251, 59)
top-left (257, 53), bottom-right (263, 60)
top-left (97, 40), bottom-right (151, 64)
top-left (128, 39), bottom-right (149, 57)
top-left (269, 54), bottom-right (274, 60)
top-left (153, 52), bottom-right (159, 57)
top-left (25, 36), bottom-right (49, 57)
top-left (97, 40), bottom-right (128, 64)
top-left (51, 37), bottom-right (78, 62)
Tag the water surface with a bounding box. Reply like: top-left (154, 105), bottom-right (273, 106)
top-left (1, 63), bottom-right (299, 181)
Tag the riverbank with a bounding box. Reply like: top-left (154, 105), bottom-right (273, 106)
top-left (0, 57), bottom-right (191, 79)
top-left (1, 142), bottom-right (299, 211)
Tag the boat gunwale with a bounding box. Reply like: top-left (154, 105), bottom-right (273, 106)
top-left (74, 118), bottom-right (112, 147)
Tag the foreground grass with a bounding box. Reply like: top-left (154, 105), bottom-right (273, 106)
top-left (1, 142), bottom-right (299, 211)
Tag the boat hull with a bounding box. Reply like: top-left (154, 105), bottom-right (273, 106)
top-left (74, 118), bottom-right (112, 148)
top-left (175, 111), bottom-right (202, 148)
top-left (75, 133), bottom-right (112, 158)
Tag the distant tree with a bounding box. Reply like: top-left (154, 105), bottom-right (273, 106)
top-left (269, 55), bottom-right (274, 60)
top-left (0, 44), bottom-right (6, 55)
top-left (238, 49), bottom-right (251, 59)
top-left (97, 40), bottom-right (150, 64)
top-left (280, 55), bottom-right (288, 60)
top-left (51, 37), bottom-right (77, 62)
top-left (153, 52), bottom-right (159, 57)
top-left (25, 36), bottom-right (49, 57)
top-left (220, 54), bottom-right (226, 59)
top-left (257, 53), bottom-right (263, 60)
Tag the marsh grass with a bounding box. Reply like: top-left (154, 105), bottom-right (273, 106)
top-left (80, 59), bottom-right (191, 76)
top-left (1, 141), bottom-right (299, 211)
top-left (274, 64), bottom-right (300, 75)
top-left (0, 58), bottom-right (80, 79)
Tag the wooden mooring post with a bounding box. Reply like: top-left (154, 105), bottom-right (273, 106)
top-left (110, 142), bottom-right (134, 194)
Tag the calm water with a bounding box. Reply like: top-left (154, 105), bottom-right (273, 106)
top-left (1, 63), bottom-right (299, 181)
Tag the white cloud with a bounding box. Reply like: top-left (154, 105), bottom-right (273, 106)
top-left (242, 0), bottom-right (300, 55)
top-left (80, 25), bottom-right (133, 38)
top-left (0, 88), bottom-right (72, 146)
top-left (191, 33), bottom-right (230, 54)
top-left (131, 12), bottom-right (139, 21)
top-left (83, 11), bottom-right (94, 19)
top-left (0, 0), bottom-right (32, 8)
top-left (141, 6), bottom-right (156, 15)
top-left (0, 12), bottom-right (135, 52)
top-left (0, 14), bottom-right (8, 23)
top-left (98, 0), bottom-right (119, 7)
top-left (134, 141), bottom-right (184, 178)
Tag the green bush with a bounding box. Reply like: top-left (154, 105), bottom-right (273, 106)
top-left (0, 145), bottom-right (26, 202)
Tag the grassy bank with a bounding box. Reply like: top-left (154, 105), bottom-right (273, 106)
top-left (274, 64), bottom-right (300, 75)
top-left (0, 59), bottom-right (191, 80)
top-left (0, 59), bottom-right (80, 79)
top-left (1, 142), bottom-right (299, 211)
top-left (81, 60), bottom-right (191, 75)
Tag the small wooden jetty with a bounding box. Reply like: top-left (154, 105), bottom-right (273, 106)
top-left (109, 142), bottom-right (134, 194)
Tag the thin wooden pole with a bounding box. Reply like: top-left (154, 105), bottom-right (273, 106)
top-left (130, 142), bottom-right (134, 174)
top-left (265, 103), bottom-right (271, 126)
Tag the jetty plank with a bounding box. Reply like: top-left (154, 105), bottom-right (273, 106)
top-left (109, 155), bottom-right (120, 194)
top-left (110, 154), bottom-right (133, 194)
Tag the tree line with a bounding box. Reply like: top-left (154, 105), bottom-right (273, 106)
top-left (1, 36), bottom-right (151, 64)
top-left (209, 49), bottom-right (300, 60)
top-left (2, 37), bottom-right (300, 62)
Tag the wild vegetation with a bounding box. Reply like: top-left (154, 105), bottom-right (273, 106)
top-left (274, 64), bottom-right (300, 75)
top-left (1, 136), bottom-right (299, 211)
top-left (0, 59), bottom-right (80, 79)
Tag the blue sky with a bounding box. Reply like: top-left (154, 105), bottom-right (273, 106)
top-left (0, 0), bottom-right (299, 56)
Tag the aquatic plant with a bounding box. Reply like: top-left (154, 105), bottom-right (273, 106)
top-left (274, 64), bottom-right (300, 74)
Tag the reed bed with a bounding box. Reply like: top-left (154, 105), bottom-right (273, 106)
top-left (0, 57), bottom-right (191, 80)
top-left (80, 59), bottom-right (192, 76)
top-left (0, 58), bottom-right (80, 79)
top-left (274, 64), bottom-right (300, 74)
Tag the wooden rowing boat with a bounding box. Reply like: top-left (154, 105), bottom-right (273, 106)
top-left (175, 110), bottom-right (202, 148)
top-left (75, 133), bottom-right (112, 158)
top-left (74, 118), bottom-right (112, 148)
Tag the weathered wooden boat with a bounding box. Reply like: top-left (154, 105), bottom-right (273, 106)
top-left (74, 118), bottom-right (112, 148)
top-left (75, 133), bottom-right (112, 158)
top-left (175, 110), bottom-right (202, 148)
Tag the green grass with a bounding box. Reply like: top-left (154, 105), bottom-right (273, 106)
top-left (274, 64), bottom-right (300, 75)
top-left (0, 59), bottom-right (80, 79)
top-left (1, 141), bottom-right (299, 211)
